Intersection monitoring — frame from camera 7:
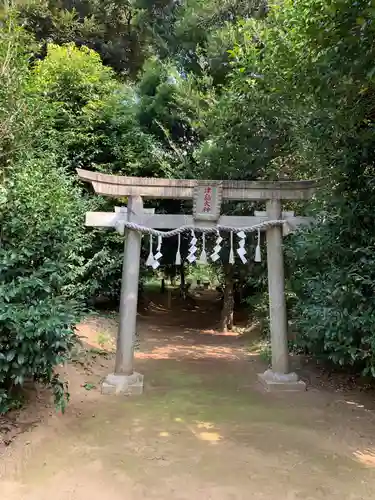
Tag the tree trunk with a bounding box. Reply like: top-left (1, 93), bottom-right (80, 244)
top-left (138, 280), bottom-right (144, 305)
top-left (220, 265), bottom-right (234, 332)
top-left (180, 265), bottom-right (185, 289)
top-left (160, 278), bottom-right (165, 294)
top-left (179, 264), bottom-right (186, 298)
top-left (238, 282), bottom-right (243, 303)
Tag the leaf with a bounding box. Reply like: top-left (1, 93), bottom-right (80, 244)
top-left (6, 351), bottom-right (16, 362)
top-left (82, 383), bottom-right (96, 391)
top-left (17, 353), bottom-right (25, 365)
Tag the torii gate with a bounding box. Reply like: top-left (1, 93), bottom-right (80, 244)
top-left (77, 169), bottom-right (315, 394)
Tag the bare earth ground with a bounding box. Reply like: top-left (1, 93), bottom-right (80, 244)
top-left (2, 291), bottom-right (375, 499)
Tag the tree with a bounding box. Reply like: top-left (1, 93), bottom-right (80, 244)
top-left (0, 18), bottom-right (40, 171)
top-left (226, 0), bottom-right (375, 373)
top-left (138, 0), bottom-right (265, 81)
top-left (135, 57), bottom-right (208, 178)
top-left (13, 0), bottom-right (148, 76)
top-left (0, 21), bottom-right (91, 412)
top-left (28, 42), bottom-right (175, 176)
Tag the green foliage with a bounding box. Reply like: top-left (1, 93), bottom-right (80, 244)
top-left (29, 42), bottom-right (118, 172)
top-left (288, 209), bottom-right (375, 373)
top-left (30, 42), bottom-right (117, 113)
top-left (0, 21), bottom-right (92, 412)
top-left (238, 0), bottom-right (375, 373)
top-left (196, 92), bottom-right (293, 180)
top-left (25, 42), bottom-right (185, 304)
top-left (187, 263), bottom-right (220, 285)
top-left (29, 42), bottom-right (174, 176)
top-left (0, 18), bottom-right (40, 170)
top-left (15, 0), bottom-right (148, 76)
top-left (138, 0), bottom-right (264, 79)
top-left (0, 157), bottom-right (86, 413)
top-left (191, 0), bottom-right (375, 375)
top-left (135, 57), bottom-right (209, 177)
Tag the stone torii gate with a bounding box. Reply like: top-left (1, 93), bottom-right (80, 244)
top-left (77, 169), bottom-right (315, 394)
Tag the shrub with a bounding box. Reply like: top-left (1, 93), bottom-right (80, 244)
top-left (0, 156), bottom-right (87, 413)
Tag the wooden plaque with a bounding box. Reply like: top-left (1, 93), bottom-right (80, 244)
top-left (193, 181), bottom-right (223, 222)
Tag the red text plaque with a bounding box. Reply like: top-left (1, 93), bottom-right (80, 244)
top-left (193, 181), bottom-right (222, 222)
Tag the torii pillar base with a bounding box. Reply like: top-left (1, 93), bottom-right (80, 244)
top-left (101, 372), bottom-right (144, 396)
top-left (257, 370), bottom-right (306, 393)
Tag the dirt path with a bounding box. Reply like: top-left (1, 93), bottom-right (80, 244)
top-left (2, 294), bottom-right (375, 499)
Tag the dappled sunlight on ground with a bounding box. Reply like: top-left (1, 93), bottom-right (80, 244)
top-left (195, 421), bottom-right (215, 429)
top-left (75, 316), bottom-right (117, 352)
top-left (353, 449), bottom-right (375, 467)
top-left (127, 415), bottom-right (224, 447)
top-left (135, 295), bottom-right (249, 361)
top-left (336, 398), bottom-right (375, 412)
top-left (136, 344), bottom-right (243, 361)
top-left (345, 400), bottom-right (365, 409)
top-left (167, 418), bottom-right (223, 445)
top-left (186, 328), bottom-right (241, 337)
top-left (198, 432), bottom-right (222, 443)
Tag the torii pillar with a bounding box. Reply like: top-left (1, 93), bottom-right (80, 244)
top-left (77, 169), bottom-right (315, 394)
top-left (257, 199), bottom-right (306, 391)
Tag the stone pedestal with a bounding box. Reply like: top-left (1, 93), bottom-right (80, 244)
top-left (101, 372), bottom-right (144, 396)
top-left (257, 369), bottom-right (306, 392)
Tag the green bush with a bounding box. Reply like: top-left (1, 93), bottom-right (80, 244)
top-left (288, 195), bottom-right (375, 375)
top-left (0, 157), bottom-right (87, 413)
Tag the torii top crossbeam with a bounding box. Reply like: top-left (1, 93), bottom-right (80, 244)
top-left (77, 169), bottom-right (315, 201)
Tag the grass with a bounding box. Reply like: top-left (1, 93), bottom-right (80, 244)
top-left (97, 330), bottom-right (114, 349)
